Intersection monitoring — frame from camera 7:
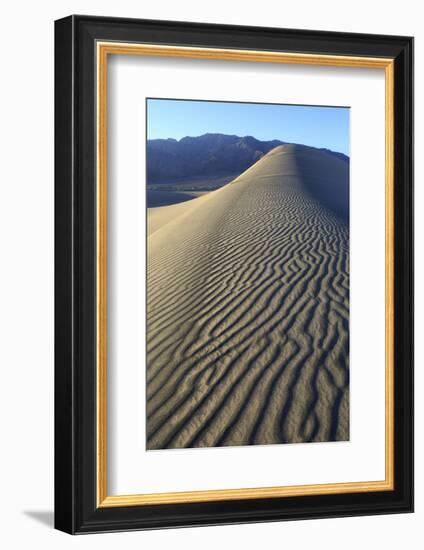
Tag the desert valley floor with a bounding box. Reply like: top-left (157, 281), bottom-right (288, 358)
top-left (146, 144), bottom-right (349, 450)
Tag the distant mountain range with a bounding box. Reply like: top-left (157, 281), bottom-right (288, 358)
top-left (146, 133), bottom-right (348, 184)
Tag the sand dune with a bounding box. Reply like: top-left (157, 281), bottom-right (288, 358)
top-left (146, 144), bottom-right (349, 450)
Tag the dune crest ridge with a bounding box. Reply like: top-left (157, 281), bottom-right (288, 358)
top-left (147, 144), bottom-right (349, 450)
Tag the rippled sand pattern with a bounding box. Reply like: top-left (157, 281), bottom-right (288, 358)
top-left (147, 144), bottom-right (349, 449)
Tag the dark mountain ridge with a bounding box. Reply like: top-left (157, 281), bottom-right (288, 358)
top-left (147, 133), bottom-right (349, 185)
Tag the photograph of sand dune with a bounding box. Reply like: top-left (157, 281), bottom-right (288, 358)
top-left (146, 98), bottom-right (350, 450)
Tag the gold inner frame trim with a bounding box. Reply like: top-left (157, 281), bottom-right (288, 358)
top-left (96, 41), bottom-right (395, 508)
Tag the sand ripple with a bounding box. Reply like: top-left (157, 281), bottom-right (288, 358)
top-left (146, 144), bottom-right (349, 449)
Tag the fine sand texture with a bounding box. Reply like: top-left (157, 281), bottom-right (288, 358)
top-left (146, 144), bottom-right (349, 450)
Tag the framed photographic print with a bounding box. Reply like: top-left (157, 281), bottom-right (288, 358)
top-left (54, 15), bottom-right (413, 534)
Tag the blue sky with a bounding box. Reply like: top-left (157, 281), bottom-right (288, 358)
top-left (147, 98), bottom-right (350, 156)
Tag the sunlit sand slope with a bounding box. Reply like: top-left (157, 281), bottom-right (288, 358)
top-left (146, 144), bottom-right (349, 449)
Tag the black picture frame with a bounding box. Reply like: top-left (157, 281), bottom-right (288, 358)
top-left (55, 14), bottom-right (414, 534)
